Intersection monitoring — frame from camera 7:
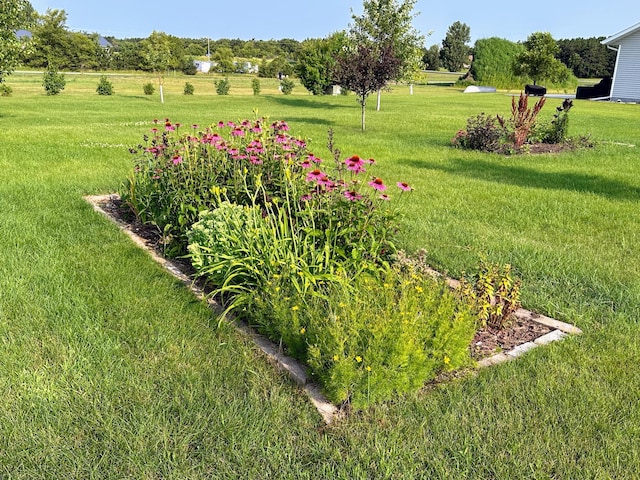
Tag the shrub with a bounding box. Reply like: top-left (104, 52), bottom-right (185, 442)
top-left (143, 83), bottom-right (155, 95)
top-left (499, 92), bottom-right (546, 148)
top-left (182, 59), bottom-right (198, 75)
top-left (183, 82), bottom-right (194, 95)
top-left (280, 78), bottom-right (294, 95)
top-left (42, 67), bottom-right (66, 96)
top-left (96, 75), bottom-right (114, 95)
top-left (0, 83), bottom-right (12, 97)
top-left (470, 37), bottom-right (528, 90)
top-left (251, 78), bottom-right (261, 95)
top-left (215, 78), bottom-right (230, 95)
top-left (539, 98), bottom-right (573, 144)
top-left (452, 113), bottom-right (505, 152)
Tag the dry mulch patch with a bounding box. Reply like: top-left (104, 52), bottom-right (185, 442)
top-left (96, 196), bottom-right (552, 361)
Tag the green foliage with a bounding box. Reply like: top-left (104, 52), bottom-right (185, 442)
top-left (452, 113), bottom-right (505, 152)
top-left (96, 75), bottom-right (114, 95)
top-left (0, 0), bottom-right (34, 82)
top-left (470, 37), bottom-right (528, 89)
top-left (440, 21), bottom-right (471, 72)
top-left (350, 0), bottom-right (425, 83)
top-left (142, 82), bottom-right (154, 95)
top-left (142, 30), bottom-right (172, 80)
top-left (458, 261), bottom-right (521, 329)
top-left (181, 58), bottom-right (198, 75)
top-left (211, 46), bottom-right (235, 73)
top-left (537, 99), bottom-right (574, 144)
top-left (251, 77), bottom-right (260, 95)
top-left (421, 44), bottom-right (441, 70)
top-left (295, 33), bottom-right (346, 95)
top-left (557, 37), bottom-right (616, 78)
top-left (183, 81), bottom-right (194, 95)
top-left (215, 78), bottom-right (230, 95)
top-left (280, 78), bottom-right (294, 95)
top-left (258, 55), bottom-right (294, 78)
top-left (42, 65), bottom-right (65, 95)
top-left (0, 83), bottom-right (13, 96)
top-left (513, 32), bottom-right (576, 87)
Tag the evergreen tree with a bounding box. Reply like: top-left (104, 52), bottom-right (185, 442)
top-left (440, 21), bottom-right (471, 72)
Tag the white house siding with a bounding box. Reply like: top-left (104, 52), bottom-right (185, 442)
top-left (610, 30), bottom-right (640, 102)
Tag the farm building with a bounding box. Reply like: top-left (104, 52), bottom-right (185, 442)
top-left (602, 21), bottom-right (640, 102)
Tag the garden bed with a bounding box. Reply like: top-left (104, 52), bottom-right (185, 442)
top-left (87, 194), bottom-right (581, 422)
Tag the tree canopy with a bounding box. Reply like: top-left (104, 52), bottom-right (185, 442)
top-left (513, 32), bottom-right (572, 85)
top-left (0, 0), bottom-right (35, 81)
top-left (440, 21), bottom-right (471, 72)
top-left (295, 32), bottom-right (346, 95)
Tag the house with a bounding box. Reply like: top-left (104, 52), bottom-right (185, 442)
top-left (602, 21), bottom-right (640, 102)
top-left (193, 60), bottom-right (213, 73)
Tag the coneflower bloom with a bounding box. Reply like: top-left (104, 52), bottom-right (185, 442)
top-left (379, 194), bottom-right (391, 201)
top-left (306, 169), bottom-right (324, 182)
top-left (318, 175), bottom-right (334, 188)
top-left (345, 155), bottom-right (366, 173)
top-left (343, 190), bottom-right (362, 202)
top-left (397, 181), bottom-right (412, 191)
top-left (171, 155), bottom-right (183, 165)
top-left (368, 177), bottom-right (387, 191)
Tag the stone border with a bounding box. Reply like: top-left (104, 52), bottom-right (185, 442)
top-left (85, 194), bottom-right (582, 423)
top-left (424, 267), bottom-right (582, 368)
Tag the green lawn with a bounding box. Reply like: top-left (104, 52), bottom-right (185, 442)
top-left (1, 72), bottom-right (639, 478)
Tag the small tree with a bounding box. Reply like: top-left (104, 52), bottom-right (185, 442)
top-left (251, 78), bottom-right (261, 95)
top-left (513, 32), bottom-right (572, 86)
top-left (422, 44), bottom-right (441, 70)
top-left (42, 64), bottom-right (65, 95)
top-left (280, 78), bottom-right (294, 95)
top-left (440, 21), bottom-right (471, 72)
top-left (142, 31), bottom-right (172, 103)
top-left (333, 42), bottom-right (401, 131)
top-left (96, 75), bottom-right (113, 95)
top-left (350, 0), bottom-right (425, 110)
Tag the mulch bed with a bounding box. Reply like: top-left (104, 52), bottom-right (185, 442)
top-left (98, 196), bottom-right (552, 361)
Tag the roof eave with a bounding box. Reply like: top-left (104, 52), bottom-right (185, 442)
top-left (602, 21), bottom-right (640, 45)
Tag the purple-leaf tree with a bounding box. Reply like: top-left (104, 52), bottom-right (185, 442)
top-left (333, 42), bottom-right (401, 131)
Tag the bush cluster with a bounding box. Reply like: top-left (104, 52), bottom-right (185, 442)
top-left (42, 67), bottom-right (66, 96)
top-left (183, 82), bottom-right (194, 95)
top-left (452, 93), bottom-right (576, 153)
top-left (143, 83), bottom-right (155, 95)
top-left (122, 118), bottom-right (477, 408)
top-left (214, 78), bottom-right (230, 95)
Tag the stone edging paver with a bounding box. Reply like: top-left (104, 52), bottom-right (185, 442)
top-left (85, 194), bottom-right (583, 424)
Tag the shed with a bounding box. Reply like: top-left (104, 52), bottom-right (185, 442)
top-left (602, 21), bottom-right (640, 102)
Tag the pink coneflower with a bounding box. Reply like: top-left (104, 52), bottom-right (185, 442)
top-left (231, 128), bottom-right (245, 137)
top-left (275, 134), bottom-right (288, 144)
top-left (379, 194), bottom-right (391, 201)
top-left (226, 121), bottom-right (236, 128)
top-left (365, 157), bottom-right (376, 164)
top-left (294, 138), bottom-right (306, 148)
top-left (150, 127), bottom-right (158, 133)
top-left (344, 190), bottom-right (363, 202)
top-left (301, 194), bottom-right (313, 202)
top-left (217, 121), bottom-right (225, 128)
top-left (171, 155), bottom-right (183, 165)
top-left (307, 154), bottom-right (321, 164)
top-left (318, 175), bottom-right (334, 188)
top-left (368, 177), bottom-right (387, 191)
top-left (306, 169), bottom-right (324, 182)
top-left (250, 156), bottom-right (263, 165)
top-left (241, 119), bottom-right (251, 127)
top-left (165, 122), bottom-right (175, 131)
top-left (153, 119), bottom-right (159, 124)
top-left (345, 155), bottom-right (366, 173)
top-left (300, 159), bottom-right (313, 169)
top-left (397, 181), bottom-right (412, 192)
top-left (191, 124), bottom-right (199, 130)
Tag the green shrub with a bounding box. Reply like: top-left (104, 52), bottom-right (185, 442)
top-left (539, 99), bottom-right (573, 144)
top-left (96, 75), bottom-right (114, 95)
top-left (251, 78), bottom-right (261, 95)
top-left (42, 67), bottom-right (66, 96)
top-left (143, 83), bottom-right (155, 95)
top-left (215, 78), bottom-right (230, 95)
top-left (182, 59), bottom-right (198, 75)
top-left (183, 82), bottom-right (194, 95)
top-left (250, 266), bottom-right (475, 408)
top-left (0, 83), bottom-right (12, 97)
top-left (470, 37), bottom-right (528, 90)
top-left (452, 113), bottom-right (505, 152)
top-left (280, 78), bottom-right (294, 95)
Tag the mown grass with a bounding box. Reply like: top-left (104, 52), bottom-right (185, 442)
top-left (1, 71), bottom-right (639, 478)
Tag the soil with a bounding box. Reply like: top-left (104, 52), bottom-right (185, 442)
top-left (97, 196), bottom-right (552, 361)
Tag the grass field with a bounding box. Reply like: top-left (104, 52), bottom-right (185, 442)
top-left (1, 71), bottom-right (639, 478)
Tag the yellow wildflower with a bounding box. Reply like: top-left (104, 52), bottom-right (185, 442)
top-left (355, 356), bottom-right (362, 363)
top-left (291, 305), bottom-right (299, 311)
top-left (366, 366), bottom-right (372, 372)
top-left (444, 355), bottom-right (451, 365)
top-left (299, 327), bottom-right (306, 334)
top-left (415, 285), bottom-right (424, 293)
top-left (333, 355), bottom-right (339, 362)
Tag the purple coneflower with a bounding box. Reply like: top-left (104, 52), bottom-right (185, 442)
top-left (368, 177), bottom-right (387, 191)
top-left (397, 181), bottom-right (412, 191)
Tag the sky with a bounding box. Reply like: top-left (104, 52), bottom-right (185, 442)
top-left (27, 0), bottom-right (639, 45)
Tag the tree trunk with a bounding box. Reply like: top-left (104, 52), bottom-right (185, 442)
top-left (361, 101), bottom-right (366, 131)
top-left (160, 84), bottom-right (164, 104)
top-left (376, 89), bottom-right (381, 111)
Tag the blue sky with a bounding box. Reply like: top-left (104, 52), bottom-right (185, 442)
top-left (28, 0), bottom-right (638, 45)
